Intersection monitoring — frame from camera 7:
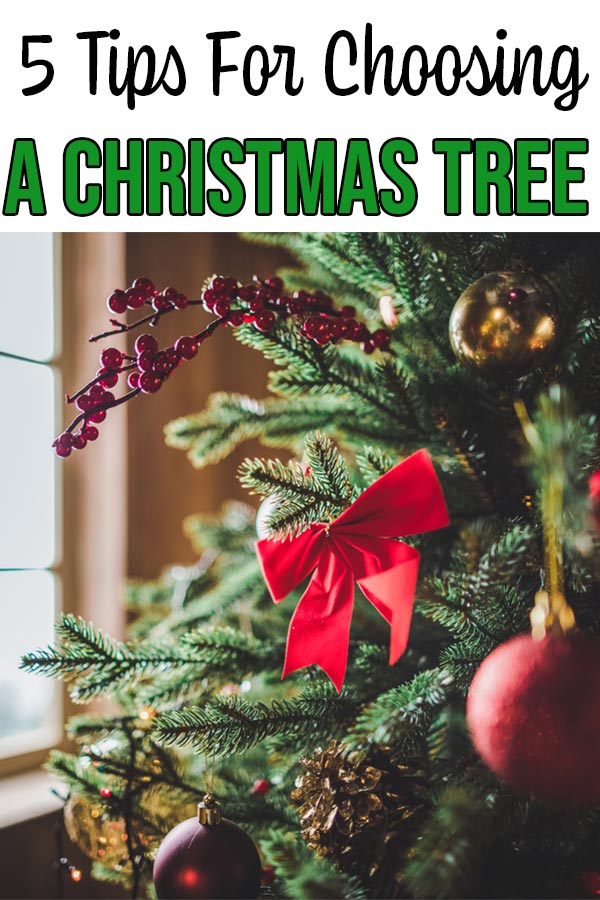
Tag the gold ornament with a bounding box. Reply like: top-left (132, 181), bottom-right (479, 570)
top-left (291, 741), bottom-right (427, 891)
top-left (64, 793), bottom-right (146, 871)
top-left (449, 271), bottom-right (561, 378)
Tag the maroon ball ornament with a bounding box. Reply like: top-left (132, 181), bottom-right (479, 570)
top-left (153, 796), bottom-right (262, 900)
top-left (467, 632), bottom-right (600, 807)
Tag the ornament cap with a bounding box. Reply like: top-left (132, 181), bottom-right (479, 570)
top-left (197, 793), bottom-right (222, 826)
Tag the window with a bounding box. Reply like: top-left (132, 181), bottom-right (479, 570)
top-left (0, 234), bottom-right (62, 766)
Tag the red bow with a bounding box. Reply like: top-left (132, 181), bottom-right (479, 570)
top-left (256, 449), bottom-right (449, 691)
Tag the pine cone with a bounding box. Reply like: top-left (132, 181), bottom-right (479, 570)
top-left (291, 741), bottom-right (428, 895)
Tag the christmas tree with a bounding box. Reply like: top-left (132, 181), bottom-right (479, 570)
top-left (22, 233), bottom-right (600, 899)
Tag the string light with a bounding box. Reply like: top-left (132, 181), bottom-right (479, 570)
top-left (70, 867), bottom-right (82, 883)
top-left (378, 294), bottom-right (398, 327)
top-left (138, 706), bottom-right (155, 721)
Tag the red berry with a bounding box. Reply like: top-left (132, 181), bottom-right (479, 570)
top-left (97, 368), bottom-right (119, 389)
top-left (82, 425), bottom-right (99, 441)
top-left (254, 310), bottom-right (276, 332)
top-left (174, 336), bottom-right (198, 360)
top-left (345, 319), bottom-right (361, 340)
top-left (165, 348), bottom-right (180, 366)
top-left (256, 288), bottom-right (272, 304)
top-left (261, 867), bottom-right (275, 886)
top-left (89, 384), bottom-right (105, 401)
top-left (57, 432), bottom-right (74, 449)
top-left (314, 329), bottom-right (331, 346)
top-left (361, 341), bottom-right (375, 355)
top-left (101, 391), bottom-right (115, 405)
top-left (251, 779), bottom-right (271, 796)
top-left (371, 328), bottom-right (391, 349)
top-left (222, 277), bottom-right (237, 293)
top-left (152, 354), bottom-right (172, 376)
top-left (126, 287), bottom-right (146, 310)
top-left (135, 333), bottom-right (158, 355)
top-left (228, 310), bottom-right (245, 327)
top-left (329, 319), bottom-right (347, 340)
top-left (107, 289), bottom-right (128, 314)
top-left (173, 292), bottom-right (188, 310)
top-left (340, 305), bottom-right (356, 318)
top-left (71, 433), bottom-right (87, 450)
top-left (249, 297), bottom-right (264, 312)
top-left (153, 294), bottom-right (172, 312)
top-left (202, 288), bottom-right (216, 312)
top-left (266, 276), bottom-right (284, 292)
top-left (303, 316), bottom-right (324, 339)
top-left (163, 287), bottom-right (177, 301)
top-left (100, 347), bottom-right (123, 370)
top-left (286, 300), bottom-right (302, 316)
top-left (139, 372), bottom-right (162, 394)
top-left (128, 371), bottom-right (140, 389)
top-left (76, 394), bottom-right (92, 412)
top-left (214, 299), bottom-right (231, 317)
top-left (137, 350), bottom-right (156, 372)
top-left (133, 276), bottom-right (155, 297)
top-left (238, 285), bottom-right (253, 302)
top-left (88, 408), bottom-right (107, 423)
top-left (55, 443), bottom-right (72, 458)
top-left (212, 277), bottom-right (225, 291)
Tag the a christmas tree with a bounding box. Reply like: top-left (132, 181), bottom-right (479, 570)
top-left (22, 233), bottom-right (600, 899)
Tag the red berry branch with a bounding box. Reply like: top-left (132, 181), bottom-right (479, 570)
top-left (53, 274), bottom-right (392, 457)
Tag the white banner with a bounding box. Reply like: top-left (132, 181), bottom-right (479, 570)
top-left (0, 0), bottom-right (596, 230)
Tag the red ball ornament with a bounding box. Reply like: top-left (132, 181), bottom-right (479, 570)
top-left (467, 632), bottom-right (600, 807)
top-left (582, 871), bottom-right (600, 896)
top-left (251, 778), bottom-right (271, 796)
top-left (589, 471), bottom-right (600, 529)
top-left (153, 797), bottom-right (261, 900)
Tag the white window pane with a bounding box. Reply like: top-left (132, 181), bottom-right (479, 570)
top-left (0, 357), bottom-right (56, 568)
top-left (0, 234), bottom-right (55, 361)
top-left (0, 570), bottom-right (61, 758)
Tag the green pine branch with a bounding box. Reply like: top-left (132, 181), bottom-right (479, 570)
top-left (349, 668), bottom-right (454, 752)
top-left (239, 431), bottom-right (353, 537)
top-left (21, 614), bottom-right (278, 703)
top-left (154, 685), bottom-right (356, 756)
top-left (404, 783), bottom-right (496, 899)
top-left (259, 828), bottom-right (369, 900)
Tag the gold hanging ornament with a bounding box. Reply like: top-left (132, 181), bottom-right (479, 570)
top-left (64, 793), bottom-right (147, 871)
top-left (449, 271), bottom-right (561, 378)
top-left (291, 741), bottom-right (427, 891)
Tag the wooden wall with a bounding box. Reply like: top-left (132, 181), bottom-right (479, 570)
top-left (125, 233), bottom-right (291, 578)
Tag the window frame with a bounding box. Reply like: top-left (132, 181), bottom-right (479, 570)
top-left (0, 232), bottom-right (127, 781)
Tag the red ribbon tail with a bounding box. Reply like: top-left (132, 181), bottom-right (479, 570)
top-left (357, 547), bottom-right (420, 664)
top-left (282, 550), bottom-right (354, 692)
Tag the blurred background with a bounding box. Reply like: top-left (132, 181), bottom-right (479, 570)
top-left (0, 232), bottom-right (290, 898)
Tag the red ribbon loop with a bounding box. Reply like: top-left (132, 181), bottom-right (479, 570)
top-left (256, 449), bottom-right (449, 691)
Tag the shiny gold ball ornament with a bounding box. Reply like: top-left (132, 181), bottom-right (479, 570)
top-left (449, 271), bottom-right (561, 378)
top-left (64, 793), bottom-right (141, 870)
